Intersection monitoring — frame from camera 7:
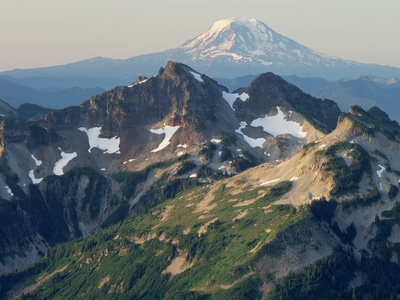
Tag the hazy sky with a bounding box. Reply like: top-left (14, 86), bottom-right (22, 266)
top-left (1, 0), bottom-right (399, 72)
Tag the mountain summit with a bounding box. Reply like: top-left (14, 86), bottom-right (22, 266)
top-left (181, 18), bottom-right (284, 61)
top-left (181, 17), bottom-right (330, 67)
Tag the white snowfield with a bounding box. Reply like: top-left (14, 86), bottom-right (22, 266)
top-left (234, 106), bottom-right (306, 149)
top-left (250, 107), bottom-right (306, 138)
top-left (150, 125), bottom-right (181, 152)
top-left (235, 122), bottom-right (265, 148)
top-left (222, 91), bottom-right (249, 110)
top-left (53, 151), bottom-right (78, 176)
top-left (189, 71), bottom-right (203, 82)
top-left (79, 127), bottom-right (120, 154)
top-left (29, 170), bottom-right (43, 184)
top-left (31, 154), bottom-right (42, 166)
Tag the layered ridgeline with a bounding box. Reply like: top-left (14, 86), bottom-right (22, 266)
top-left (0, 61), bottom-right (340, 274)
top-left (3, 87), bottom-right (400, 298)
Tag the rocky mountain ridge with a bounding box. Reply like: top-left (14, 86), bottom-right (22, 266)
top-left (0, 61), bottom-right (340, 274)
top-left (2, 91), bottom-right (400, 298)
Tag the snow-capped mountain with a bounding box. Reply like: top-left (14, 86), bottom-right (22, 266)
top-left (1, 17), bottom-right (400, 94)
top-left (181, 18), bottom-right (345, 67)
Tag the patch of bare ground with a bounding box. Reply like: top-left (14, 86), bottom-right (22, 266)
top-left (193, 186), bottom-right (219, 214)
top-left (197, 217), bottom-right (219, 236)
top-left (129, 232), bottom-right (157, 244)
top-left (8, 265), bottom-right (68, 300)
top-left (98, 275), bottom-right (111, 289)
top-left (161, 249), bottom-right (194, 278)
top-left (261, 282), bottom-right (273, 298)
top-left (249, 241), bottom-right (262, 253)
top-left (220, 272), bottom-right (254, 290)
top-left (152, 205), bottom-right (174, 230)
top-left (220, 143), bottom-right (333, 208)
top-left (160, 205), bottom-right (174, 221)
top-left (119, 247), bottom-right (129, 256)
top-left (232, 210), bottom-right (248, 221)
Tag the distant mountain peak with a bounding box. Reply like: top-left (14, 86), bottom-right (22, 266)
top-left (179, 17), bottom-right (349, 72)
top-left (180, 17), bottom-right (285, 61)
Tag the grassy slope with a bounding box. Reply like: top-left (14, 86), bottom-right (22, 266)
top-left (1, 180), bottom-right (310, 299)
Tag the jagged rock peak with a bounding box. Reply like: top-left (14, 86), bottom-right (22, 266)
top-left (158, 61), bottom-right (204, 81)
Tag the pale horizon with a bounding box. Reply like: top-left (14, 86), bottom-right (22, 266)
top-left (1, 0), bottom-right (399, 73)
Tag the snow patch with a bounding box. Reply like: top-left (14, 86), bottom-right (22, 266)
top-left (189, 71), bottom-right (203, 82)
top-left (250, 107), bottom-right (306, 138)
top-left (222, 91), bottom-right (249, 110)
top-left (177, 144), bottom-right (188, 148)
top-left (128, 79), bottom-right (148, 87)
top-left (31, 154), bottom-right (42, 166)
top-left (235, 107), bottom-right (306, 149)
top-left (79, 127), bottom-right (120, 154)
top-left (129, 159), bottom-right (135, 162)
top-left (318, 144), bottom-right (327, 149)
top-left (260, 178), bottom-right (280, 186)
top-left (211, 139), bottom-right (221, 144)
top-left (29, 170), bottom-right (43, 184)
top-left (5, 186), bottom-right (13, 197)
top-left (190, 173), bottom-right (197, 178)
top-left (100, 168), bottom-right (106, 171)
top-left (290, 176), bottom-right (299, 181)
top-left (377, 165), bottom-right (385, 178)
top-left (53, 151), bottom-right (78, 176)
top-left (150, 125), bottom-right (181, 152)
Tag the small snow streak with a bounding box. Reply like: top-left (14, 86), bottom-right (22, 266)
top-left (29, 170), bottom-right (43, 184)
top-left (189, 71), bottom-right (203, 82)
top-left (377, 165), bottom-right (385, 178)
top-left (31, 154), bottom-right (42, 166)
top-left (53, 151), bottom-right (77, 176)
top-left (5, 185), bottom-right (13, 196)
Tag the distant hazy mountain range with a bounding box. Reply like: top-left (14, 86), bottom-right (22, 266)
top-left (1, 17), bottom-right (400, 91)
top-left (0, 76), bottom-right (105, 109)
